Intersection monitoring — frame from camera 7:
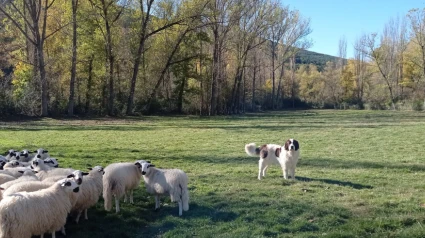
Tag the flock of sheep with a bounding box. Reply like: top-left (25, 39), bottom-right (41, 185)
top-left (0, 149), bottom-right (189, 238)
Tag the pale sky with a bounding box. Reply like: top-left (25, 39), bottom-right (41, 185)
top-left (282, 0), bottom-right (425, 58)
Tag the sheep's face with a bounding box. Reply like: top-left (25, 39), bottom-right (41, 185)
top-left (44, 158), bottom-right (59, 168)
top-left (14, 152), bottom-right (21, 161)
top-left (58, 178), bottom-right (80, 193)
top-left (20, 150), bottom-right (30, 158)
top-left (34, 148), bottom-right (49, 159)
top-left (0, 161), bottom-right (5, 170)
top-left (31, 158), bottom-right (44, 169)
top-left (67, 170), bottom-right (84, 185)
top-left (7, 160), bottom-right (21, 167)
top-left (88, 166), bottom-right (104, 175)
top-left (139, 162), bottom-right (154, 175)
top-left (5, 149), bottom-right (16, 158)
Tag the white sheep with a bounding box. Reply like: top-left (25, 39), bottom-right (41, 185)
top-left (72, 166), bottom-right (104, 223)
top-left (3, 160), bottom-right (23, 169)
top-left (2, 167), bottom-right (32, 178)
top-left (33, 148), bottom-right (50, 160)
top-left (44, 157), bottom-right (59, 168)
top-left (19, 149), bottom-right (34, 162)
top-left (103, 161), bottom-right (146, 213)
top-left (4, 149), bottom-right (16, 161)
top-left (0, 156), bottom-right (6, 163)
top-left (0, 174), bottom-right (16, 185)
top-left (0, 178), bottom-right (80, 238)
top-left (0, 170), bottom-right (39, 191)
top-left (139, 161), bottom-right (189, 216)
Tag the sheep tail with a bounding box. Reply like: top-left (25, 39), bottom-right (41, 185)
top-left (180, 183), bottom-right (189, 211)
top-left (103, 178), bottom-right (113, 211)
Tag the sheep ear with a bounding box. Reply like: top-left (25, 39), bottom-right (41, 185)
top-left (33, 150), bottom-right (38, 153)
top-left (82, 172), bottom-right (89, 176)
top-left (56, 159), bottom-right (59, 161)
top-left (0, 187), bottom-right (3, 190)
top-left (33, 170), bottom-right (38, 174)
top-left (134, 162), bottom-right (141, 168)
top-left (87, 167), bottom-right (93, 170)
top-left (150, 164), bottom-right (155, 167)
top-left (67, 174), bottom-right (75, 178)
top-left (18, 171), bottom-right (24, 174)
top-left (43, 150), bottom-right (48, 153)
top-left (146, 161), bottom-right (151, 163)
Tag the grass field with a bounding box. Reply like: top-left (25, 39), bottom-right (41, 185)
top-left (1, 110), bottom-right (425, 238)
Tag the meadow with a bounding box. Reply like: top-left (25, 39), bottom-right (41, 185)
top-left (1, 110), bottom-right (425, 238)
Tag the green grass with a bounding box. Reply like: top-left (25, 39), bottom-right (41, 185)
top-left (1, 110), bottom-right (425, 237)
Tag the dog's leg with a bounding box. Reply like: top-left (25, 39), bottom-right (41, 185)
top-left (258, 159), bottom-right (264, 180)
top-left (290, 166), bottom-right (296, 180)
top-left (282, 165), bottom-right (289, 180)
top-left (262, 164), bottom-right (269, 178)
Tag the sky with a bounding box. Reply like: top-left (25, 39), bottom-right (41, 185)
top-left (282, 0), bottom-right (425, 58)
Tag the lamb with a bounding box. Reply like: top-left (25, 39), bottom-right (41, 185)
top-left (139, 161), bottom-right (189, 216)
top-left (3, 160), bottom-right (23, 169)
top-left (72, 166), bottom-right (104, 223)
top-left (103, 161), bottom-right (146, 213)
top-left (0, 178), bottom-right (80, 238)
top-left (33, 148), bottom-right (50, 160)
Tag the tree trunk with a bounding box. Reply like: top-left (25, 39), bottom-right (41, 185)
top-left (210, 30), bottom-right (219, 116)
top-left (271, 42), bottom-right (276, 110)
top-left (177, 77), bottom-right (186, 113)
top-left (252, 64), bottom-right (256, 111)
top-left (85, 56), bottom-right (94, 113)
top-left (68, 0), bottom-right (78, 116)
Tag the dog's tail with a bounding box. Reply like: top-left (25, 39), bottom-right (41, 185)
top-left (245, 143), bottom-right (260, 157)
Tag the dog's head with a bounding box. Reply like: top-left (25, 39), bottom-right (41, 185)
top-left (284, 139), bottom-right (299, 151)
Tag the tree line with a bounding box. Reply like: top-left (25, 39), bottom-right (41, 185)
top-left (0, 1), bottom-right (425, 117)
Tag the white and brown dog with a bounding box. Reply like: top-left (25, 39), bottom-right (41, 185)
top-left (245, 139), bottom-right (300, 180)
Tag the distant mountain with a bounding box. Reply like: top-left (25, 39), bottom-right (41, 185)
top-left (295, 49), bottom-right (342, 71)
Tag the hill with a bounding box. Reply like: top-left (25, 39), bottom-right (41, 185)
top-left (295, 49), bottom-right (342, 71)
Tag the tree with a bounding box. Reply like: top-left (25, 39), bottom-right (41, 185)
top-left (0, 0), bottom-right (66, 116)
top-left (68, 0), bottom-right (79, 116)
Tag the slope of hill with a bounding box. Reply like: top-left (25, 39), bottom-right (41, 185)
top-left (295, 49), bottom-right (341, 71)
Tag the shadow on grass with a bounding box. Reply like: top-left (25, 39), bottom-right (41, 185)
top-left (302, 157), bottom-right (425, 172)
top-left (296, 176), bottom-right (373, 189)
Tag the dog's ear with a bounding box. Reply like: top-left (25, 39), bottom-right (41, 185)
top-left (293, 140), bottom-right (300, 151)
top-left (275, 147), bottom-right (281, 157)
top-left (284, 140), bottom-right (290, 151)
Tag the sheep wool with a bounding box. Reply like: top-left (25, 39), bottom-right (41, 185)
top-left (140, 162), bottom-right (189, 216)
top-left (0, 178), bottom-right (80, 238)
top-left (103, 162), bottom-right (144, 213)
top-left (0, 170), bottom-right (39, 190)
top-left (72, 166), bottom-right (104, 222)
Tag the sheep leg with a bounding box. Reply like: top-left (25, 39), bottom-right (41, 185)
top-left (75, 211), bottom-right (82, 223)
top-left (124, 192), bottom-right (128, 203)
top-left (130, 190), bottom-right (134, 204)
top-left (41, 234), bottom-right (44, 238)
top-left (84, 209), bottom-right (88, 220)
top-left (178, 200), bottom-right (183, 216)
top-left (115, 197), bottom-right (120, 213)
top-left (155, 195), bottom-right (160, 210)
top-left (52, 232), bottom-right (56, 238)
